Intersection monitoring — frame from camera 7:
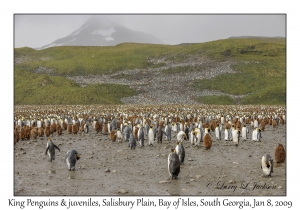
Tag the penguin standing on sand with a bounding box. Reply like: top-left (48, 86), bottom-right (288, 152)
top-left (156, 125), bottom-right (167, 144)
top-left (84, 122), bottom-right (89, 133)
top-left (215, 124), bottom-right (221, 140)
top-left (45, 138), bottom-right (60, 162)
top-left (145, 122), bottom-right (149, 136)
top-left (116, 128), bottom-right (123, 142)
top-left (261, 154), bottom-right (274, 177)
top-left (257, 128), bottom-right (262, 141)
top-left (203, 128), bottom-right (212, 150)
top-left (232, 129), bottom-right (240, 147)
top-left (138, 126), bottom-right (145, 147)
top-left (129, 133), bottom-right (137, 149)
top-left (148, 125), bottom-right (155, 146)
top-left (242, 124), bottom-right (247, 140)
top-left (65, 149), bottom-right (80, 171)
top-left (175, 141), bottom-right (185, 165)
top-left (252, 128), bottom-right (261, 142)
top-left (274, 143), bottom-right (286, 163)
top-left (193, 128), bottom-right (201, 147)
top-left (165, 122), bottom-right (172, 141)
top-left (168, 148), bottom-right (180, 179)
top-left (123, 124), bottom-right (131, 141)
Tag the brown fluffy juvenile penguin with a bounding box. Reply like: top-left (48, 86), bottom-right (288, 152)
top-left (203, 128), bottom-right (212, 150)
top-left (274, 143), bottom-right (286, 163)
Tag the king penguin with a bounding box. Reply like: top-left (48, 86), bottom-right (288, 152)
top-left (242, 124), bottom-right (247, 140)
top-left (168, 148), bottom-right (180, 179)
top-left (138, 126), bottom-right (145, 147)
top-left (177, 130), bottom-right (187, 142)
top-left (194, 128), bottom-right (201, 147)
top-left (232, 129), bottom-right (240, 147)
top-left (261, 154), bottom-right (274, 177)
top-left (215, 124), bottom-right (221, 140)
top-left (65, 149), bottom-right (80, 171)
top-left (129, 133), bottom-right (137, 149)
top-left (45, 138), bottom-right (60, 162)
top-left (165, 122), bottom-right (172, 141)
top-left (252, 128), bottom-right (261, 142)
top-left (175, 141), bottom-right (185, 165)
top-left (148, 125), bottom-right (155, 146)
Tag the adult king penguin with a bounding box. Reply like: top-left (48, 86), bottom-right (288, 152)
top-left (65, 149), bottom-right (80, 171)
top-left (261, 154), bottom-right (274, 177)
top-left (138, 126), bottom-right (145, 147)
top-left (177, 130), bottom-right (187, 142)
top-left (215, 124), bottom-right (221, 140)
top-left (148, 125), bottom-right (155, 146)
top-left (45, 138), bottom-right (60, 162)
top-left (242, 124), bottom-right (247, 140)
top-left (168, 148), bottom-right (180, 179)
top-left (232, 129), bottom-right (240, 147)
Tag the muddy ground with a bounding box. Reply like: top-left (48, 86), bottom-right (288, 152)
top-left (14, 124), bottom-right (286, 196)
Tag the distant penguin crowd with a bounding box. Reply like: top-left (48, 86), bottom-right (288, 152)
top-left (14, 104), bottom-right (286, 178)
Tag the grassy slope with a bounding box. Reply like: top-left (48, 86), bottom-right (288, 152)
top-left (191, 38), bottom-right (286, 105)
top-left (14, 66), bottom-right (136, 105)
top-left (14, 38), bottom-right (286, 105)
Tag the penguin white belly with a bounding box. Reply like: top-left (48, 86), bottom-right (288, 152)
top-left (66, 158), bottom-right (71, 170)
top-left (117, 130), bottom-right (122, 139)
top-left (165, 126), bottom-right (168, 139)
top-left (172, 125), bottom-right (177, 132)
top-left (261, 158), bottom-right (272, 175)
top-left (190, 133), bottom-right (195, 145)
top-left (215, 127), bottom-right (220, 140)
top-left (196, 132), bottom-right (201, 145)
top-left (148, 130), bottom-right (154, 145)
top-left (224, 129), bottom-right (229, 140)
top-left (262, 165), bottom-right (272, 175)
top-left (175, 144), bottom-right (179, 155)
top-left (252, 130), bottom-right (258, 141)
top-left (232, 130), bottom-right (239, 145)
top-left (167, 154), bottom-right (172, 176)
top-left (242, 127), bottom-right (247, 140)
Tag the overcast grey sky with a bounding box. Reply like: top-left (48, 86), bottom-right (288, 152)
top-left (14, 14), bottom-right (286, 48)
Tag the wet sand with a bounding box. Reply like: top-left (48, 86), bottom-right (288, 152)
top-left (14, 122), bottom-right (286, 196)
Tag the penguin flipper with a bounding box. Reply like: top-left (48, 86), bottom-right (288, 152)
top-left (54, 144), bottom-right (60, 152)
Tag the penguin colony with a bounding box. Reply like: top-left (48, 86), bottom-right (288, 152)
top-left (14, 104), bottom-right (286, 178)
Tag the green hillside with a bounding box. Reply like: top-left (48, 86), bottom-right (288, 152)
top-left (14, 66), bottom-right (136, 105)
top-left (191, 38), bottom-right (286, 104)
top-left (14, 38), bottom-right (286, 105)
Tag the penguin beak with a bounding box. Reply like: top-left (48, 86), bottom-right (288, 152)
top-left (76, 154), bottom-right (81, 160)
